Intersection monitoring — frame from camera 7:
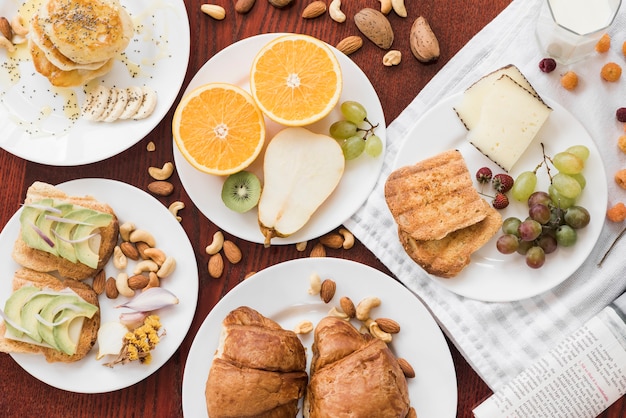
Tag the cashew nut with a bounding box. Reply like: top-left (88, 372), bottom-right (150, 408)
top-left (169, 201), bottom-right (185, 222)
top-left (157, 256), bottom-right (176, 278)
top-left (328, 306), bottom-right (349, 320)
top-left (11, 15), bottom-right (29, 36)
top-left (129, 229), bottom-right (156, 247)
top-left (338, 228), bottom-right (354, 249)
top-left (367, 319), bottom-right (392, 343)
top-left (0, 36), bottom-right (15, 52)
top-left (200, 4), bottom-right (226, 20)
top-left (205, 230), bottom-right (224, 255)
top-left (115, 272), bottom-right (135, 297)
top-left (293, 320), bottom-right (314, 334)
top-left (307, 272), bottom-right (322, 295)
top-left (356, 296), bottom-right (381, 321)
top-left (144, 271), bottom-right (160, 290)
top-left (143, 247), bottom-right (166, 266)
top-left (391, 0), bottom-right (407, 17)
top-left (148, 161), bottom-right (174, 181)
top-left (377, 0), bottom-right (392, 14)
top-left (112, 245), bottom-right (128, 270)
top-left (295, 241), bottom-right (308, 252)
top-left (119, 222), bottom-right (136, 242)
top-left (328, 0), bottom-right (346, 23)
top-left (133, 259), bottom-right (159, 275)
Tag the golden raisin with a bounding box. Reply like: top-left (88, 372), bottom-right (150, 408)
top-left (615, 169), bottom-right (626, 189)
top-left (601, 62), bottom-right (622, 82)
top-left (618, 135), bottom-right (626, 154)
top-left (560, 71), bottom-right (579, 90)
top-left (595, 33), bottom-right (611, 53)
top-left (607, 202), bottom-right (626, 222)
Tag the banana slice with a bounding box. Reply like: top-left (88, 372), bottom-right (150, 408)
top-left (103, 88), bottom-right (129, 122)
top-left (96, 87), bottom-right (119, 122)
top-left (81, 85), bottom-right (111, 121)
top-left (131, 87), bottom-right (158, 120)
top-left (118, 86), bottom-right (144, 120)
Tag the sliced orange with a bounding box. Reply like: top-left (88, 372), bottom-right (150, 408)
top-left (250, 34), bottom-right (343, 126)
top-left (172, 83), bottom-right (266, 176)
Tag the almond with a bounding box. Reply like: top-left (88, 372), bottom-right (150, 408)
top-left (0, 17), bottom-right (12, 40)
top-left (340, 296), bottom-right (356, 318)
top-left (320, 279), bottom-right (336, 303)
top-left (354, 8), bottom-right (394, 49)
top-left (208, 253), bottom-right (224, 278)
top-left (105, 277), bottom-right (119, 299)
top-left (302, 1), bottom-right (326, 18)
top-left (128, 274), bottom-right (150, 290)
top-left (397, 357), bottom-right (415, 378)
top-left (92, 270), bottom-right (106, 295)
top-left (223, 240), bottom-right (242, 264)
top-left (409, 16), bottom-right (440, 62)
top-left (147, 180), bottom-right (174, 196)
top-left (135, 241), bottom-right (151, 259)
top-left (375, 317), bottom-right (401, 334)
top-left (335, 35), bottom-right (363, 55)
top-left (310, 242), bottom-right (326, 257)
top-left (119, 241), bottom-right (140, 260)
top-left (268, 0), bottom-right (293, 8)
top-left (235, 0), bottom-right (256, 13)
top-left (319, 232), bottom-right (345, 249)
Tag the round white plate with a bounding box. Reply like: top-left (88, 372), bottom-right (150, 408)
top-left (174, 33), bottom-right (386, 245)
top-left (0, 0), bottom-right (190, 166)
top-left (182, 258), bottom-right (457, 418)
top-left (0, 178), bottom-right (199, 393)
top-left (393, 94), bottom-right (607, 302)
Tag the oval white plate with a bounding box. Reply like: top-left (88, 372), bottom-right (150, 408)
top-left (393, 94), bottom-right (607, 302)
top-left (173, 33), bottom-right (386, 245)
top-left (0, 0), bottom-right (190, 166)
top-left (182, 258), bottom-right (457, 418)
top-left (0, 178), bottom-right (198, 393)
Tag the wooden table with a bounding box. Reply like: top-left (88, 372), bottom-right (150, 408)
top-left (0, 0), bottom-right (624, 416)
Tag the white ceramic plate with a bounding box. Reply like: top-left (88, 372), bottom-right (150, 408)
top-left (393, 94), bottom-right (607, 302)
top-left (0, 178), bottom-right (199, 393)
top-left (0, 0), bottom-right (190, 166)
top-left (182, 258), bottom-right (457, 418)
top-left (174, 33), bottom-right (386, 245)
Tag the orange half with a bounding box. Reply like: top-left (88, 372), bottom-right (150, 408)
top-left (250, 34), bottom-right (343, 126)
top-left (172, 83), bottom-right (266, 176)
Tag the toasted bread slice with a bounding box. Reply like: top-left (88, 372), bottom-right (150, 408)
top-left (398, 200), bottom-right (502, 278)
top-left (12, 181), bottom-right (119, 281)
top-left (385, 150), bottom-right (490, 241)
top-left (0, 268), bottom-right (100, 363)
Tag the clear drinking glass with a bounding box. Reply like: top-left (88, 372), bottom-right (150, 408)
top-left (536, 0), bottom-right (622, 64)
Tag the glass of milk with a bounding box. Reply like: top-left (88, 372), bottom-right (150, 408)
top-left (536, 0), bottom-right (622, 64)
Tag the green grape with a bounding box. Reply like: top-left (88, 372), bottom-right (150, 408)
top-left (502, 217), bottom-right (522, 236)
top-left (511, 171), bottom-right (537, 202)
top-left (552, 152), bottom-right (584, 174)
top-left (556, 225), bottom-right (577, 247)
top-left (552, 172), bottom-right (582, 199)
top-left (364, 134), bottom-right (383, 157)
top-left (341, 101), bottom-right (367, 124)
top-left (570, 173), bottom-right (586, 190)
top-left (525, 246), bottom-right (546, 269)
top-left (340, 136), bottom-right (365, 160)
top-left (565, 145), bottom-right (590, 162)
top-left (329, 120), bottom-right (358, 139)
top-left (548, 185), bottom-right (576, 209)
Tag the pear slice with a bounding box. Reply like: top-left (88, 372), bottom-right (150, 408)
top-left (258, 127), bottom-right (345, 247)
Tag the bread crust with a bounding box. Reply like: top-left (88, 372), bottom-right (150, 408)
top-left (11, 181), bottom-right (119, 280)
top-left (0, 268), bottom-right (100, 363)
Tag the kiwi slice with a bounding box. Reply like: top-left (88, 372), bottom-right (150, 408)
top-left (221, 171), bottom-right (262, 213)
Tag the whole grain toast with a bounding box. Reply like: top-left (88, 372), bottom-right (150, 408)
top-left (384, 150), bottom-right (490, 241)
top-left (398, 200), bottom-right (502, 278)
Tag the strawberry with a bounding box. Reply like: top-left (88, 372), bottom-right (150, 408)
top-left (492, 193), bottom-right (509, 209)
top-left (476, 167), bottom-right (493, 183)
top-left (492, 173), bottom-right (514, 193)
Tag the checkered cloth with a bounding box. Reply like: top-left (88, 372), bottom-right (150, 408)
top-left (345, 0), bottom-right (626, 390)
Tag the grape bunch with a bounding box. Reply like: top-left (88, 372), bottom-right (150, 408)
top-left (496, 144), bottom-right (591, 269)
top-left (329, 101), bottom-right (383, 160)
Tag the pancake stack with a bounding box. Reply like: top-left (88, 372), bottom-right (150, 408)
top-left (29, 0), bottom-right (134, 87)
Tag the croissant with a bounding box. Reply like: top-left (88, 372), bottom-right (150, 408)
top-left (304, 316), bottom-right (411, 418)
top-left (205, 306), bottom-right (308, 417)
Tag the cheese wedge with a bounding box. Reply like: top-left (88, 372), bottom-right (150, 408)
top-left (454, 64), bottom-right (539, 130)
top-left (467, 75), bottom-right (552, 172)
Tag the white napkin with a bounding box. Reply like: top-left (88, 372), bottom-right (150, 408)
top-left (345, 0), bottom-right (626, 390)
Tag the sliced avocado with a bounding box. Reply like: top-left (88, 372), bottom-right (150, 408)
top-left (37, 294), bottom-right (97, 349)
top-left (53, 208), bottom-right (99, 263)
top-left (53, 304), bottom-right (98, 356)
top-left (3, 286), bottom-right (41, 338)
top-left (19, 198), bottom-right (55, 252)
top-left (19, 293), bottom-right (56, 343)
top-left (72, 212), bottom-right (113, 269)
top-left (34, 202), bottom-right (73, 256)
